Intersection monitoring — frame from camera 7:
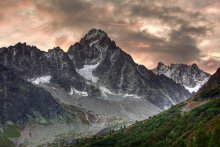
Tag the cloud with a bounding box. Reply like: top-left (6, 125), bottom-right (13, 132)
top-left (0, 0), bottom-right (219, 73)
top-left (199, 58), bottom-right (220, 74)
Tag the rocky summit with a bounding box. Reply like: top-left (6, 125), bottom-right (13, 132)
top-left (153, 62), bottom-right (211, 93)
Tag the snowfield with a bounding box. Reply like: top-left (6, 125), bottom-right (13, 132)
top-left (29, 76), bottom-right (51, 85)
top-left (69, 87), bottom-right (88, 97)
top-left (76, 62), bottom-right (100, 83)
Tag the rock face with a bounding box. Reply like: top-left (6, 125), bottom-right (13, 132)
top-left (0, 64), bottom-right (63, 124)
top-left (68, 29), bottom-right (191, 109)
top-left (153, 62), bottom-right (211, 93)
top-left (203, 68), bottom-right (220, 87)
top-left (0, 42), bottom-right (90, 92)
top-left (194, 67), bottom-right (220, 99)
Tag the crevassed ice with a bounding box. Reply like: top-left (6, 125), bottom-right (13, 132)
top-left (29, 76), bottom-right (51, 85)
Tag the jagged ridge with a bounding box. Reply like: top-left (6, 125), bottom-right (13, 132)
top-left (153, 62), bottom-right (210, 93)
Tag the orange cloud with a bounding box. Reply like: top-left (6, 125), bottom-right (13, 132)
top-left (0, 0), bottom-right (219, 74)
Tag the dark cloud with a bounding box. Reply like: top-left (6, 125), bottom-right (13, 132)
top-left (0, 0), bottom-right (219, 73)
top-left (34, 0), bottom-right (116, 31)
top-left (115, 23), bottom-right (207, 63)
top-left (25, 0), bottom-right (219, 70)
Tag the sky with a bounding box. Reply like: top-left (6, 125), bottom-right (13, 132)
top-left (0, 0), bottom-right (219, 73)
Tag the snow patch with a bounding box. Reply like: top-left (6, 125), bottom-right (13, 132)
top-left (99, 86), bottom-right (115, 95)
top-left (164, 69), bottom-right (171, 77)
top-left (185, 77), bottom-right (209, 93)
top-left (13, 50), bottom-right (16, 56)
top-left (99, 86), bottom-right (142, 99)
top-left (89, 39), bottom-right (99, 47)
top-left (101, 91), bottom-right (108, 99)
top-left (61, 62), bottom-right (67, 68)
top-left (76, 62), bottom-right (100, 83)
top-left (123, 94), bottom-right (141, 99)
top-left (185, 86), bottom-right (201, 93)
top-left (69, 87), bottom-right (74, 95)
top-left (29, 76), bottom-right (51, 85)
top-left (69, 87), bottom-right (88, 96)
top-left (99, 86), bottom-right (115, 99)
top-left (164, 105), bottom-right (170, 110)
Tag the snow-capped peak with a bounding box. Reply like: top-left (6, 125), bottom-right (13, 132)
top-left (153, 62), bottom-right (211, 93)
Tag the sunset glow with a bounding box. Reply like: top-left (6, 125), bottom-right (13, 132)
top-left (0, 0), bottom-right (219, 73)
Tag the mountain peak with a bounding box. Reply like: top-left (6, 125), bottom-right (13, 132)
top-left (158, 62), bottom-right (166, 67)
top-left (86, 28), bottom-right (107, 38)
top-left (12, 42), bottom-right (39, 52)
top-left (153, 62), bottom-right (211, 93)
top-left (15, 42), bottom-right (27, 47)
top-left (191, 63), bottom-right (198, 69)
top-left (67, 28), bottom-right (117, 68)
top-left (48, 46), bottom-right (64, 53)
top-left (79, 28), bottom-right (110, 46)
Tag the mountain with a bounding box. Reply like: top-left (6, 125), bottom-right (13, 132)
top-left (75, 97), bottom-right (220, 147)
top-left (0, 63), bottom-right (97, 146)
top-left (68, 29), bottom-right (191, 109)
top-left (74, 68), bottom-right (220, 147)
top-left (0, 29), bottom-right (191, 146)
top-left (0, 64), bottom-right (63, 125)
top-left (0, 42), bottom-right (87, 92)
top-left (0, 29), bottom-right (191, 115)
top-left (194, 67), bottom-right (220, 100)
top-left (153, 62), bottom-right (211, 93)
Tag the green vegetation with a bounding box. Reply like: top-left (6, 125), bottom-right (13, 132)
top-left (3, 124), bottom-right (21, 138)
top-left (194, 68), bottom-right (220, 100)
top-left (195, 84), bottom-right (220, 100)
top-left (0, 123), bottom-right (21, 147)
top-left (75, 97), bottom-right (220, 147)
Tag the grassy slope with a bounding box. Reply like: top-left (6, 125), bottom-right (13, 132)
top-left (194, 84), bottom-right (220, 100)
top-left (0, 124), bottom-right (20, 147)
top-left (75, 97), bottom-right (220, 147)
top-left (75, 68), bottom-right (220, 147)
top-left (194, 68), bottom-right (220, 100)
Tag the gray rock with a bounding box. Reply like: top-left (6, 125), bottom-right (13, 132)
top-left (153, 62), bottom-right (211, 92)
